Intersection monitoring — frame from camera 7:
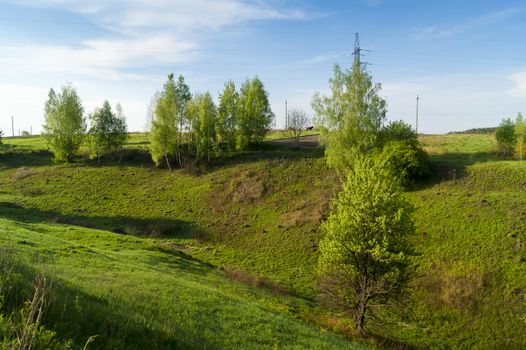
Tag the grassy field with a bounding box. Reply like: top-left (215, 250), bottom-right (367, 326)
top-left (1, 132), bottom-right (525, 348)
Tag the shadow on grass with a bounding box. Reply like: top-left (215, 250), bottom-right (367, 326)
top-left (0, 201), bottom-right (206, 241)
top-left (3, 254), bottom-right (219, 349)
top-left (207, 143), bottom-right (324, 172)
top-left (412, 151), bottom-right (510, 190)
top-left (0, 148), bottom-right (54, 168)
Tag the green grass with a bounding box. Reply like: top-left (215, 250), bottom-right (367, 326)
top-left (0, 219), bottom-right (366, 349)
top-left (1, 133), bottom-right (526, 348)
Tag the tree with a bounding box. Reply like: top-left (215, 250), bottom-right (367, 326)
top-left (175, 75), bottom-right (192, 166)
top-left (43, 84), bottom-right (86, 162)
top-left (287, 108), bottom-right (310, 145)
top-left (238, 77), bottom-right (274, 150)
top-left (145, 91), bottom-right (160, 132)
top-left (514, 113), bottom-right (526, 161)
top-left (187, 92), bottom-right (217, 163)
top-left (496, 118), bottom-right (516, 156)
top-left (318, 156), bottom-right (414, 335)
top-left (89, 101), bottom-right (128, 162)
top-left (312, 59), bottom-right (386, 172)
top-left (150, 74), bottom-right (178, 171)
top-left (0, 128), bottom-right (3, 144)
top-left (217, 80), bottom-right (239, 152)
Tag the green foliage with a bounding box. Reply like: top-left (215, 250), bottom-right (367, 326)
top-left (377, 121), bottom-right (429, 184)
top-left (495, 118), bottom-right (516, 155)
top-left (379, 120), bottom-right (418, 148)
top-left (0, 129), bottom-right (3, 144)
top-left (43, 84), bottom-right (86, 162)
top-left (312, 60), bottom-right (386, 172)
top-left (217, 81), bottom-right (239, 152)
top-left (150, 74), bottom-right (179, 170)
top-left (187, 92), bottom-right (218, 162)
top-left (89, 101), bottom-right (128, 161)
top-left (175, 75), bottom-right (192, 166)
top-left (318, 156), bottom-right (414, 334)
top-left (375, 141), bottom-right (429, 185)
top-left (514, 113), bottom-right (526, 161)
top-left (238, 77), bottom-right (274, 150)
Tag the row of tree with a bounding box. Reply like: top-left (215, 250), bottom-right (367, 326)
top-left (496, 113), bottom-right (526, 160)
top-left (148, 74), bottom-right (274, 170)
top-left (43, 85), bottom-right (128, 162)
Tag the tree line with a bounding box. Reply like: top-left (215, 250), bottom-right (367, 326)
top-left (39, 74), bottom-right (274, 168)
top-left (148, 74), bottom-right (274, 170)
top-left (42, 84), bottom-right (128, 162)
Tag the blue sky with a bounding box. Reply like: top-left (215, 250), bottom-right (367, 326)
top-left (0, 0), bottom-right (525, 134)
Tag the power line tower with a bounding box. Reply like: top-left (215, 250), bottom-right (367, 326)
top-left (353, 33), bottom-right (371, 66)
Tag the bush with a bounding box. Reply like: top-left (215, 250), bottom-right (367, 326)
top-left (376, 141), bottom-right (429, 186)
top-left (496, 118), bottom-right (516, 155)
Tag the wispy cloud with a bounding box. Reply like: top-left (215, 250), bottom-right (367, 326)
top-left (509, 71), bottom-right (526, 97)
top-left (5, 0), bottom-right (308, 79)
top-left (413, 8), bottom-right (522, 39)
top-left (299, 53), bottom-right (344, 65)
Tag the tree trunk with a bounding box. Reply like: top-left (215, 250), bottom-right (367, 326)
top-left (165, 154), bottom-right (172, 172)
top-left (355, 300), bottom-right (367, 335)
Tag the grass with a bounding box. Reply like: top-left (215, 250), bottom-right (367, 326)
top-left (0, 219), bottom-right (366, 349)
top-left (1, 132), bottom-right (526, 348)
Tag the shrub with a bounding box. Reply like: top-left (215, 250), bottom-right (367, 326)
top-left (376, 140), bottom-right (429, 186)
top-left (496, 118), bottom-right (516, 155)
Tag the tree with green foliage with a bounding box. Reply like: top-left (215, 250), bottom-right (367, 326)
top-left (318, 156), bottom-right (414, 335)
top-left (514, 113), bottom-right (526, 161)
top-left (217, 80), bottom-right (239, 152)
top-left (377, 120), bottom-right (428, 185)
top-left (238, 77), bottom-right (274, 150)
top-left (43, 84), bottom-right (86, 162)
top-left (175, 75), bottom-right (192, 166)
top-left (89, 101), bottom-right (128, 162)
top-left (187, 92), bottom-right (217, 163)
top-left (150, 74), bottom-right (178, 171)
top-left (0, 128), bottom-right (3, 144)
top-left (496, 118), bottom-right (517, 156)
top-left (312, 60), bottom-right (386, 173)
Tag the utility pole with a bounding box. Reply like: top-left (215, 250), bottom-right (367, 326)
top-left (416, 94), bottom-right (420, 134)
top-left (285, 100), bottom-right (288, 130)
top-left (11, 116), bottom-right (14, 137)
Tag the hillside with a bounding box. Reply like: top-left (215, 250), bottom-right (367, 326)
top-left (1, 132), bottom-right (526, 348)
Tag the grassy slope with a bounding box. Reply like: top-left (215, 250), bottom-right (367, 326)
top-left (1, 133), bottom-right (526, 348)
top-left (0, 134), bottom-right (365, 349)
top-left (0, 219), bottom-right (363, 349)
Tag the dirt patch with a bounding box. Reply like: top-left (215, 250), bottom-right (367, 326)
top-left (223, 267), bottom-right (288, 295)
top-left (280, 195), bottom-right (331, 228)
top-left (225, 171), bottom-right (266, 204)
top-left (11, 167), bottom-right (37, 181)
top-left (417, 266), bottom-right (489, 314)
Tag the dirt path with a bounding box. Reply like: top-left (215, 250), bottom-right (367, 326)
top-left (264, 134), bottom-right (320, 148)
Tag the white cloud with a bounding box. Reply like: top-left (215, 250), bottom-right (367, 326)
top-left (12, 0), bottom-right (306, 31)
top-left (413, 8), bottom-right (522, 39)
top-left (510, 71), bottom-right (526, 97)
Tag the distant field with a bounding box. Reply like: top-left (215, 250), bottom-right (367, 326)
top-left (1, 133), bottom-right (525, 348)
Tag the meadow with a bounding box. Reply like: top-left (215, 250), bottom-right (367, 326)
top-left (1, 132), bottom-right (525, 348)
